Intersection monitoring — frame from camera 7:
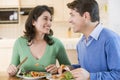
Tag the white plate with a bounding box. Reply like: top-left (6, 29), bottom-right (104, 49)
top-left (46, 74), bottom-right (60, 80)
top-left (16, 72), bottom-right (50, 80)
top-left (46, 74), bottom-right (75, 80)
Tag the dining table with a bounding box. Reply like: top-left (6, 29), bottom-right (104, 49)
top-left (0, 71), bottom-right (48, 80)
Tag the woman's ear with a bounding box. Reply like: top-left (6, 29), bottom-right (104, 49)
top-left (32, 20), bottom-right (36, 26)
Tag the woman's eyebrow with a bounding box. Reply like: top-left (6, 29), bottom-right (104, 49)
top-left (43, 16), bottom-right (52, 19)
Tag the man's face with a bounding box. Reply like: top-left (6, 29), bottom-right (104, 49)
top-left (69, 9), bottom-right (86, 33)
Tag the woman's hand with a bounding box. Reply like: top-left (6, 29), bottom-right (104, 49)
top-left (7, 64), bottom-right (18, 76)
top-left (45, 64), bottom-right (58, 74)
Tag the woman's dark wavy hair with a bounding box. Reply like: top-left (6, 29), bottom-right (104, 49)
top-left (24, 5), bottom-right (54, 46)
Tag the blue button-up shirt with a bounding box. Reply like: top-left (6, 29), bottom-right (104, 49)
top-left (73, 23), bottom-right (120, 80)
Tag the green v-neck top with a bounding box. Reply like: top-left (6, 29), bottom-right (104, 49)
top-left (11, 37), bottom-right (71, 72)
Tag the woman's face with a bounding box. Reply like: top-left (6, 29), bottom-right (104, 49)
top-left (32, 11), bottom-right (52, 35)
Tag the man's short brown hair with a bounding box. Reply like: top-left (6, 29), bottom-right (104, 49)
top-left (67, 0), bottom-right (100, 22)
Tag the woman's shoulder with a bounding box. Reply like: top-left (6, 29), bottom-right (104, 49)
top-left (15, 36), bottom-right (27, 44)
top-left (51, 37), bottom-right (65, 49)
top-left (52, 37), bottom-right (63, 45)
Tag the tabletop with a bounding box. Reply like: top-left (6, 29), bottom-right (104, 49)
top-left (0, 72), bottom-right (48, 80)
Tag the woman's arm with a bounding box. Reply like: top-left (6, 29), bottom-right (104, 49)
top-left (11, 39), bottom-right (20, 66)
top-left (7, 38), bottom-right (20, 76)
top-left (56, 40), bottom-right (71, 65)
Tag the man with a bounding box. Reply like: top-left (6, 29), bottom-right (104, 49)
top-left (67, 0), bottom-right (120, 80)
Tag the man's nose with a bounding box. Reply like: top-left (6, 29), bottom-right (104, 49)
top-left (68, 18), bottom-right (72, 23)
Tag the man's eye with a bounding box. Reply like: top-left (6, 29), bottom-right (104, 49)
top-left (50, 19), bottom-right (52, 21)
top-left (44, 18), bottom-right (47, 20)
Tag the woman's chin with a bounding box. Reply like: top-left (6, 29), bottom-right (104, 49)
top-left (44, 31), bottom-right (50, 34)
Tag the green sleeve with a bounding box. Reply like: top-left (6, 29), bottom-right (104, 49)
top-left (56, 39), bottom-right (71, 65)
top-left (11, 38), bottom-right (20, 66)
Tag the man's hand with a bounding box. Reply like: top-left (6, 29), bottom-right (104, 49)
top-left (71, 68), bottom-right (90, 80)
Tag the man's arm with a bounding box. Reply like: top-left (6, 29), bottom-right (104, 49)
top-left (90, 38), bottom-right (120, 80)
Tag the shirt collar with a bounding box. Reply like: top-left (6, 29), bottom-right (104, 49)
top-left (90, 23), bottom-right (103, 40)
top-left (81, 23), bottom-right (103, 41)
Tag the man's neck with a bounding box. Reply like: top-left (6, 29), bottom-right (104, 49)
top-left (83, 22), bottom-right (99, 40)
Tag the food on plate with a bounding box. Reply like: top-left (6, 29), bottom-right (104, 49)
top-left (30, 71), bottom-right (45, 77)
top-left (52, 75), bottom-right (58, 79)
top-left (52, 71), bottom-right (73, 80)
top-left (60, 64), bottom-right (66, 69)
top-left (63, 71), bottom-right (73, 80)
top-left (51, 64), bottom-right (74, 80)
top-left (58, 64), bottom-right (70, 74)
top-left (18, 71), bottom-right (46, 77)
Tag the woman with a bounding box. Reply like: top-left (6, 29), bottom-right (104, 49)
top-left (7, 5), bottom-right (71, 76)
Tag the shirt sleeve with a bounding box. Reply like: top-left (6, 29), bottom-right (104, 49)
top-left (56, 40), bottom-right (71, 65)
top-left (90, 38), bottom-right (120, 80)
top-left (72, 64), bottom-right (81, 68)
top-left (11, 39), bottom-right (20, 66)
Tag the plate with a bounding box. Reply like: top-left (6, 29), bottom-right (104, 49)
top-left (46, 72), bottom-right (75, 80)
top-left (46, 74), bottom-right (60, 80)
top-left (16, 72), bottom-right (51, 80)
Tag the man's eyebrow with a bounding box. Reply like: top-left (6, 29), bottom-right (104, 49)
top-left (70, 12), bottom-right (72, 15)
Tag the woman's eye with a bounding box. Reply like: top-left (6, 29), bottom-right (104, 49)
top-left (44, 18), bottom-right (48, 20)
top-left (44, 17), bottom-right (52, 22)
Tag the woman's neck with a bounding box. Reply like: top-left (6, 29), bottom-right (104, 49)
top-left (33, 33), bottom-right (45, 43)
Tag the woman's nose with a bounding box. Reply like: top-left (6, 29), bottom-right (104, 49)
top-left (47, 20), bottom-right (52, 26)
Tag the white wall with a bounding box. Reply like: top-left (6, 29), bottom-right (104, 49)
top-left (108, 0), bottom-right (120, 34)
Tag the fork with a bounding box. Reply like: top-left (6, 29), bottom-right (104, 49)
top-left (17, 57), bottom-right (28, 69)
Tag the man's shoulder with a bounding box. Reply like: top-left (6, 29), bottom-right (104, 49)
top-left (100, 28), bottom-right (120, 39)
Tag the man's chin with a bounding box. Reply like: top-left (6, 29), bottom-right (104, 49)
top-left (73, 29), bottom-right (79, 33)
